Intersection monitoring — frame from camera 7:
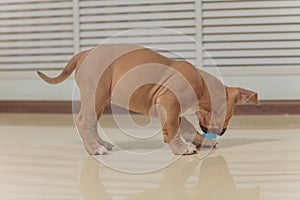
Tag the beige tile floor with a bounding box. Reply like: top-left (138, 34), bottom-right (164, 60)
top-left (0, 113), bottom-right (300, 200)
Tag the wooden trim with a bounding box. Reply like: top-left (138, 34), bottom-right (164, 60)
top-left (0, 100), bottom-right (299, 115)
top-left (234, 100), bottom-right (300, 115)
top-left (0, 101), bottom-right (72, 114)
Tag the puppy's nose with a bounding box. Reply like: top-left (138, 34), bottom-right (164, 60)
top-left (200, 125), bottom-right (208, 133)
top-left (217, 128), bottom-right (227, 136)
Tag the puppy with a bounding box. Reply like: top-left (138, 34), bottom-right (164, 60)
top-left (38, 44), bottom-right (259, 155)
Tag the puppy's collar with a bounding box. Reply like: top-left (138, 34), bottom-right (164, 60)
top-left (202, 133), bottom-right (217, 139)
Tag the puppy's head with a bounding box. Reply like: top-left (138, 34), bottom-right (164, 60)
top-left (198, 87), bottom-right (259, 136)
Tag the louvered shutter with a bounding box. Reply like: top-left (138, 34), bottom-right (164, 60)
top-left (0, 0), bottom-right (75, 70)
top-left (202, 0), bottom-right (300, 75)
top-left (79, 0), bottom-right (197, 64)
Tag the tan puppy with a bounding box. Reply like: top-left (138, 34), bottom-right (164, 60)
top-left (38, 44), bottom-right (259, 155)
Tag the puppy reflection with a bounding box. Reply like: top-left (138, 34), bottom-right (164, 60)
top-left (191, 156), bottom-right (260, 200)
top-left (78, 157), bottom-right (111, 200)
top-left (78, 156), bottom-right (260, 200)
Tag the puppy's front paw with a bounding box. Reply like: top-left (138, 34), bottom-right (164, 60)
top-left (169, 136), bottom-right (197, 155)
top-left (193, 133), bottom-right (216, 148)
top-left (171, 143), bottom-right (197, 155)
top-left (183, 143), bottom-right (197, 155)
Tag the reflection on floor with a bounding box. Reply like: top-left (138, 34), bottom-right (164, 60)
top-left (0, 114), bottom-right (299, 200)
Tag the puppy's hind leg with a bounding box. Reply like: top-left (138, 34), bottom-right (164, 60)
top-left (95, 99), bottom-right (113, 151)
top-left (76, 111), bottom-right (108, 155)
top-left (76, 86), bottom-right (112, 155)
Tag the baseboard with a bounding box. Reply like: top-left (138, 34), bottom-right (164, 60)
top-left (0, 100), bottom-right (299, 115)
top-left (234, 100), bottom-right (300, 115)
top-left (0, 101), bottom-right (72, 114)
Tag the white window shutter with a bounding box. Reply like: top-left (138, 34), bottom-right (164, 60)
top-left (202, 0), bottom-right (300, 75)
top-left (0, 0), bottom-right (75, 70)
top-left (79, 0), bottom-right (197, 64)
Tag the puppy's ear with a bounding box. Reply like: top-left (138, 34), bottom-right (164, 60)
top-left (236, 88), bottom-right (260, 105)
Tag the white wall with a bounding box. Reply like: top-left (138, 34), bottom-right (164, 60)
top-left (1, 72), bottom-right (299, 101)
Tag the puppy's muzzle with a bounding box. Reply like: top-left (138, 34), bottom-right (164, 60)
top-left (200, 125), bottom-right (227, 136)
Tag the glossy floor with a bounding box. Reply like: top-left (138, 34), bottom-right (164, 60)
top-left (0, 114), bottom-right (299, 200)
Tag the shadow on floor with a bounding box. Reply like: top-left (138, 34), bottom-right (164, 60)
top-left (218, 138), bottom-right (280, 149)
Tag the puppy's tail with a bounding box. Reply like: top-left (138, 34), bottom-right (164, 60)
top-left (37, 51), bottom-right (84, 84)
